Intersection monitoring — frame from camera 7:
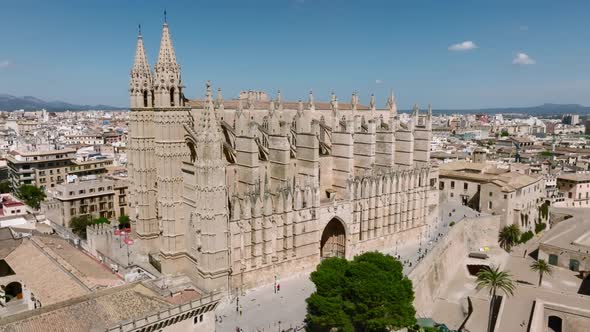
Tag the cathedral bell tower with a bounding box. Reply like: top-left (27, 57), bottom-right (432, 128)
top-left (130, 25), bottom-right (153, 109)
top-left (153, 16), bottom-right (184, 108)
top-left (152, 16), bottom-right (191, 272)
top-left (129, 25), bottom-right (159, 254)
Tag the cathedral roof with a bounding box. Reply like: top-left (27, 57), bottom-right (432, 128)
top-left (188, 99), bottom-right (372, 111)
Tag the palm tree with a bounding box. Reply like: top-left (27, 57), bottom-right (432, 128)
top-left (530, 259), bottom-right (553, 286)
top-left (476, 266), bottom-right (516, 332)
top-left (498, 224), bottom-right (521, 252)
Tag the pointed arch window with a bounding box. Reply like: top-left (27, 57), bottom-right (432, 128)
top-left (170, 87), bottom-right (175, 107)
top-left (143, 90), bottom-right (148, 107)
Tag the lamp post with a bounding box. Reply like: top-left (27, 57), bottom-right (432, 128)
top-left (115, 229), bottom-right (127, 248)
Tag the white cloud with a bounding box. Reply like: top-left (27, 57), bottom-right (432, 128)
top-left (513, 53), bottom-right (535, 65)
top-left (448, 41), bottom-right (477, 51)
top-left (0, 60), bottom-right (11, 69)
top-left (375, 79), bottom-right (383, 84)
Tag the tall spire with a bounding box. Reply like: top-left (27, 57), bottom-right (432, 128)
top-left (205, 80), bottom-right (213, 101)
top-left (308, 90), bottom-right (315, 110)
top-left (154, 14), bottom-right (183, 108)
top-left (386, 90), bottom-right (397, 114)
top-left (131, 28), bottom-right (151, 77)
top-left (130, 26), bottom-right (153, 108)
top-left (351, 91), bottom-right (358, 111)
top-left (156, 19), bottom-right (179, 74)
top-left (216, 88), bottom-right (224, 109)
top-left (276, 90), bottom-right (283, 111)
top-left (200, 81), bottom-right (221, 141)
top-left (330, 92), bottom-right (338, 111)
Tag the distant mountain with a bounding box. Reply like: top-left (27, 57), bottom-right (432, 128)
top-left (426, 103), bottom-right (590, 117)
top-left (0, 94), bottom-right (126, 111)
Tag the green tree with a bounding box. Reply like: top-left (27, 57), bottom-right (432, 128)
top-left (15, 184), bottom-right (46, 210)
top-left (118, 214), bottom-right (130, 228)
top-left (93, 217), bottom-right (109, 224)
top-left (530, 259), bottom-right (553, 287)
top-left (500, 131), bottom-right (510, 137)
top-left (539, 151), bottom-right (553, 157)
top-left (498, 224), bottom-right (521, 252)
top-left (534, 222), bottom-right (547, 234)
top-left (476, 266), bottom-right (516, 332)
top-left (0, 180), bottom-right (11, 194)
top-left (519, 231), bottom-right (534, 244)
top-left (305, 252), bottom-right (416, 332)
top-left (538, 201), bottom-right (550, 221)
top-left (69, 215), bottom-right (93, 239)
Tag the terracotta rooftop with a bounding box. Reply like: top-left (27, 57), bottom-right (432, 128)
top-left (557, 173), bottom-right (590, 182)
top-left (4, 239), bottom-right (89, 306)
top-left (0, 283), bottom-right (171, 332)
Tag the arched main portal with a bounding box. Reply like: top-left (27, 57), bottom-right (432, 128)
top-left (321, 218), bottom-right (346, 259)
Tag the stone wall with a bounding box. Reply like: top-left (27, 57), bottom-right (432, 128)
top-left (409, 214), bottom-right (500, 316)
top-left (529, 300), bottom-right (590, 332)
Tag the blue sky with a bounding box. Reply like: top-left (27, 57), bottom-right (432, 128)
top-left (1, 0), bottom-right (590, 109)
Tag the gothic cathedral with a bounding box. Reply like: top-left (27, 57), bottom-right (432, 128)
top-left (128, 20), bottom-right (439, 293)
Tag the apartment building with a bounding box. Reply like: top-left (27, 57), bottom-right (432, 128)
top-left (439, 161), bottom-right (545, 230)
top-left (64, 134), bottom-right (103, 145)
top-left (555, 173), bottom-right (590, 208)
top-left (43, 177), bottom-right (116, 228)
top-left (106, 173), bottom-right (128, 219)
top-left (6, 148), bottom-right (76, 190)
top-left (68, 158), bottom-right (113, 177)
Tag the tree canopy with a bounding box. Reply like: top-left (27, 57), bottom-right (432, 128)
top-left (530, 259), bottom-right (553, 286)
top-left (69, 215), bottom-right (110, 239)
top-left (70, 215), bottom-right (93, 239)
top-left (0, 181), bottom-right (11, 194)
top-left (475, 266), bottom-right (516, 332)
top-left (118, 214), bottom-right (130, 228)
top-left (305, 252), bottom-right (416, 332)
top-left (15, 184), bottom-right (46, 210)
top-left (498, 224), bottom-right (521, 252)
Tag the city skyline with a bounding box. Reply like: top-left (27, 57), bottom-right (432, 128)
top-left (1, 0), bottom-right (590, 109)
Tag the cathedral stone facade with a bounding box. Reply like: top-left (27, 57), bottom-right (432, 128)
top-left (128, 21), bottom-right (439, 294)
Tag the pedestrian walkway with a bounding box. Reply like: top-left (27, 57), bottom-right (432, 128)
top-left (216, 273), bottom-right (314, 332)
